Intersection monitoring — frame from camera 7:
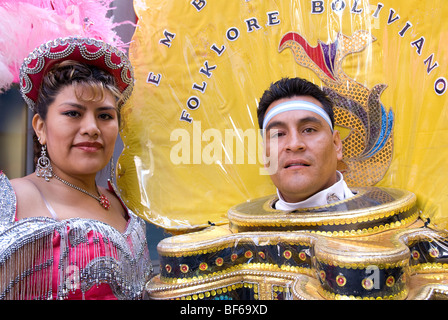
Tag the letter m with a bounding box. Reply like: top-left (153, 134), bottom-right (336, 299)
top-left (159, 30), bottom-right (176, 48)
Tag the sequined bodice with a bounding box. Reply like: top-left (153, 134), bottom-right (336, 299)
top-left (0, 172), bottom-right (153, 300)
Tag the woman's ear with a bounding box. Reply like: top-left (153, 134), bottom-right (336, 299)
top-left (32, 114), bottom-right (46, 145)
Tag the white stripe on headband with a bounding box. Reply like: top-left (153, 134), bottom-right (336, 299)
top-left (262, 100), bottom-right (333, 132)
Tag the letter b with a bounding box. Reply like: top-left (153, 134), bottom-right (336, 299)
top-left (311, 0), bottom-right (324, 14)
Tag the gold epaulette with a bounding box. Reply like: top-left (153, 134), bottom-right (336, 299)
top-left (228, 187), bottom-right (418, 236)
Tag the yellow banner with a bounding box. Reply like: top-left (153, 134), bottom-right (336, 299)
top-left (117, 0), bottom-right (448, 232)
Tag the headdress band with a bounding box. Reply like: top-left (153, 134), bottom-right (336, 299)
top-left (19, 37), bottom-right (134, 111)
top-left (262, 100), bottom-right (333, 132)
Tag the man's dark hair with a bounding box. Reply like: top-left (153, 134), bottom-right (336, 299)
top-left (257, 77), bottom-right (334, 129)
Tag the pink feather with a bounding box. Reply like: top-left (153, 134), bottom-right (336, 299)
top-left (0, 0), bottom-right (131, 91)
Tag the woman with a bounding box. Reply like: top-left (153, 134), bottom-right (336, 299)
top-left (0, 37), bottom-right (152, 299)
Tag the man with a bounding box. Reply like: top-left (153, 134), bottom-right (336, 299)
top-left (257, 77), bottom-right (354, 210)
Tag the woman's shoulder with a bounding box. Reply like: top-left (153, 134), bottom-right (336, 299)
top-left (5, 173), bottom-right (49, 221)
top-left (9, 174), bottom-right (42, 199)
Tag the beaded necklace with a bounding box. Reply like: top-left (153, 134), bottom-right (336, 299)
top-left (53, 173), bottom-right (111, 210)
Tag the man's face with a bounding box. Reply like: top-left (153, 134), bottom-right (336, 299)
top-left (263, 96), bottom-right (343, 203)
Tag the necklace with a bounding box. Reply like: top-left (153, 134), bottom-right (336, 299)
top-left (53, 173), bottom-right (111, 210)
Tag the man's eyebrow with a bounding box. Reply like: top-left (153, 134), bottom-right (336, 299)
top-left (298, 116), bottom-right (324, 126)
top-left (265, 116), bottom-right (323, 132)
top-left (265, 120), bottom-right (286, 132)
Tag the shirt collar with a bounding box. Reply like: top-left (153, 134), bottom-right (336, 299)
top-left (275, 171), bottom-right (354, 211)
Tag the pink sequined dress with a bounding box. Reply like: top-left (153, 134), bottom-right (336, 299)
top-left (0, 172), bottom-right (153, 300)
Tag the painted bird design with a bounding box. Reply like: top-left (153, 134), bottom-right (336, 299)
top-left (279, 30), bottom-right (394, 187)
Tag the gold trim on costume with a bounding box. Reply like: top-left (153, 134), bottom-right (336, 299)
top-left (145, 187), bottom-right (448, 300)
top-left (228, 187), bottom-right (417, 236)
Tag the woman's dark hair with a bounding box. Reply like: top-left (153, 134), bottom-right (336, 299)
top-left (257, 77), bottom-right (334, 129)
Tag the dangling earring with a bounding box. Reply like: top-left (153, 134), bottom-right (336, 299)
top-left (36, 144), bottom-right (53, 182)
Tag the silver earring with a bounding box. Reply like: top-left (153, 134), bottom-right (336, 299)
top-left (35, 144), bottom-right (53, 182)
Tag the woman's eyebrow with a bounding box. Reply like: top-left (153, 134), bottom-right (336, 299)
top-left (57, 103), bottom-right (117, 112)
top-left (58, 102), bottom-right (86, 110)
top-left (97, 106), bottom-right (118, 112)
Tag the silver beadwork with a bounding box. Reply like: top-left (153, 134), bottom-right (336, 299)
top-left (0, 172), bottom-right (153, 300)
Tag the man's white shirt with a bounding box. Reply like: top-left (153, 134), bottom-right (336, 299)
top-left (275, 171), bottom-right (354, 210)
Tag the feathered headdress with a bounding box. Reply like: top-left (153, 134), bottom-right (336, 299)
top-left (0, 0), bottom-right (132, 91)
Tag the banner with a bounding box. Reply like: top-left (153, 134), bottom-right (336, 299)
top-left (117, 0), bottom-right (448, 232)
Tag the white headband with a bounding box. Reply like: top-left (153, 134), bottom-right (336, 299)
top-left (262, 100), bottom-right (333, 132)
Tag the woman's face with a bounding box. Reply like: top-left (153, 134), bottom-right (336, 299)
top-left (33, 84), bottom-right (119, 178)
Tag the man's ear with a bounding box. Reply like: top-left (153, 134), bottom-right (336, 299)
top-left (333, 130), bottom-right (343, 161)
top-left (32, 114), bottom-right (46, 145)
